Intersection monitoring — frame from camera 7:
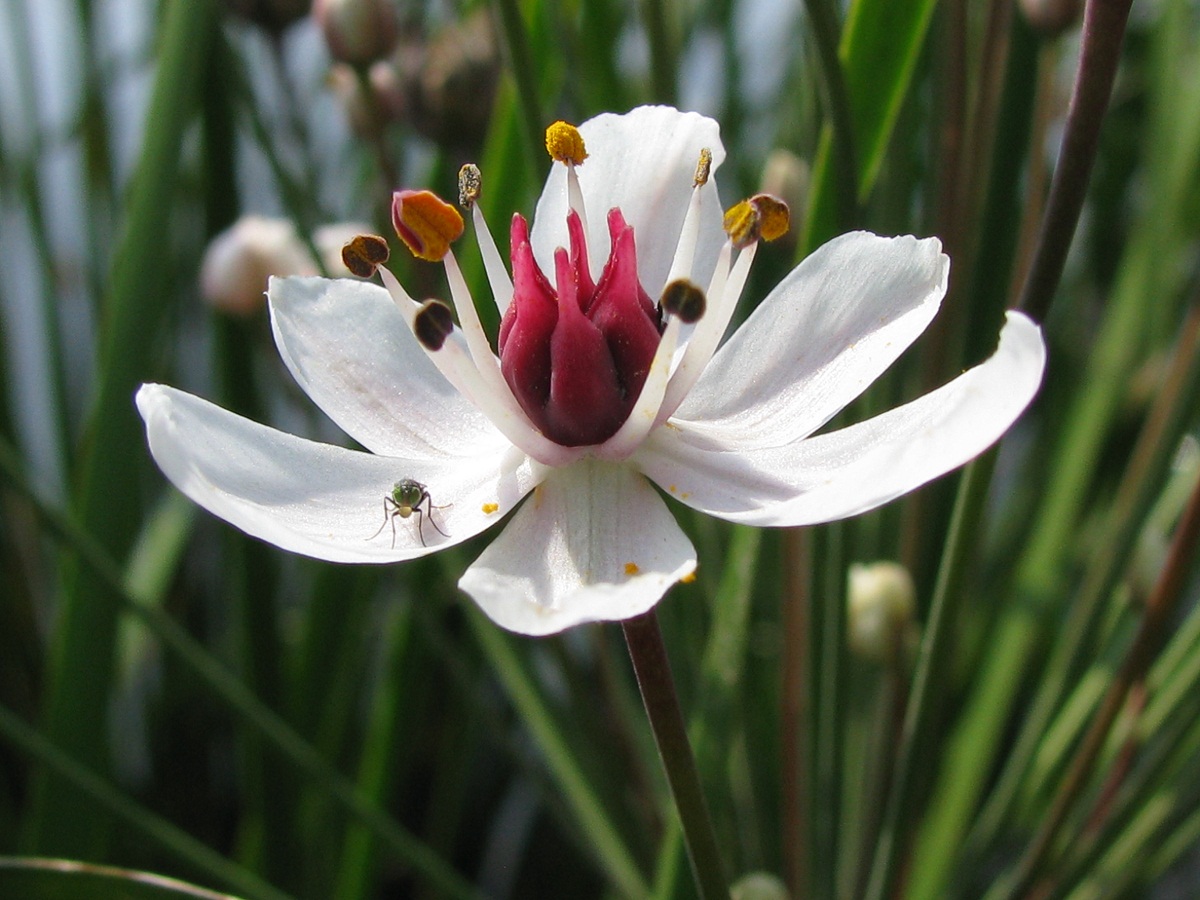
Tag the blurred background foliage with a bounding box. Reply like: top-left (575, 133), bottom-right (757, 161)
top-left (2, 0), bottom-right (1200, 897)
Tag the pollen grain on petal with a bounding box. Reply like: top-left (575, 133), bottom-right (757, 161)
top-left (481, 501), bottom-right (499, 514)
top-left (341, 233), bottom-right (390, 277)
top-left (545, 121), bottom-right (588, 165)
top-left (392, 189), bottom-right (464, 261)
top-left (624, 562), bottom-right (640, 576)
top-left (458, 164), bottom-right (482, 209)
top-left (681, 571), bottom-right (697, 584)
top-left (413, 299), bottom-right (455, 350)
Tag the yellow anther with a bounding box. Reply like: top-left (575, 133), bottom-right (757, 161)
top-left (722, 193), bottom-right (791, 249)
top-left (341, 233), bottom-right (390, 278)
top-left (458, 164), bottom-right (482, 209)
top-left (545, 121), bottom-right (588, 165)
top-left (694, 148), bottom-right (713, 186)
top-left (391, 189), bottom-right (464, 262)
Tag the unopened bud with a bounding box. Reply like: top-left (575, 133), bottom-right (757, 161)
top-left (314, 0), bottom-right (399, 66)
top-left (731, 873), bottom-right (790, 900)
top-left (1020, 0), bottom-right (1082, 37)
top-left (200, 216), bottom-right (316, 316)
top-left (847, 561), bottom-right (918, 666)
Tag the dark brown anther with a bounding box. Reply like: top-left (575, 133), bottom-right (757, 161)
top-left (660, 279), bottom-right (706, 324)
top-left (342, 234), bottom-right (391, 278)
top-left (413, 299), bottom-right (455, 350)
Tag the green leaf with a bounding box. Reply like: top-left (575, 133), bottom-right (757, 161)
top-left (801, 0), bottom-right (938, 253)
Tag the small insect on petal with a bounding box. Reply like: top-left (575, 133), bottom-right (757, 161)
top-left (458, 164), bottom-right (482, 209)
top-left (341, 233), bottom-right (390, 277)
top-left (660, 279), bottom-right (706, 324)
top-left (392, 189), bottom-right (464, 262)
top-left (545, 121), bottom-right (588, 165)
top-left (369, 478), bottom-right (450, 548)
top-left (722, 193), bottom-right (791, 249)
top-left (413, 299), bottom-right (456, 351)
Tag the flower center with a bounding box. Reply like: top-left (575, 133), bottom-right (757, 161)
top-left (498, 205), bottom-right (663, 446)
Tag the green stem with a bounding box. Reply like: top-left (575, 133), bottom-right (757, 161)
top-left (802, 0), bottom-right (859, 232)
top-left (991, 460), bottom-right (1200, 899)
top-left (641, 0), bottom-right (678, 104)
top-left (491, 0), bottom-right (544, 170)
top-left (623, 610), bottom-right (728, 899)
top-left (864, 453), bottom-right (999, 900)
top-left (1016, 0), bottom-right (1134, 321)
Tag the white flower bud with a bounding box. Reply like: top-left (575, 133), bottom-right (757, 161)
top-left (847, 561), bottom-right (918, 666)
top-left (200, 216), bottom-right (316, 317)
top-left (731, 872), bottom-right (790, 900)
top-left (200, 217), bottom-right (373, 317)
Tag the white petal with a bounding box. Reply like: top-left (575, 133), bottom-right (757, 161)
top-left (269, 276), bottom-right (507, 461)
top-left (458, 459), bottom-right (696, 636)
top-left (637, 312), bottom-right (1045, 526)
top-left (137, 384), bottom-right (541, 562)
top-left (530, 106), bottom-right (727, 296)
top-left (675, 232), bottom-right (949, 449)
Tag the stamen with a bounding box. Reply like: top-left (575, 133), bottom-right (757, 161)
top-left (458, 164), bottom-right (514, 315)
top-left (458, 164), bottom-right (482, 209)
top-left (341, 233), bottom-right (390, 278)
top-left (545, 120), bottom-right (589, 239)
top-left (664, 148), bottom-right (713, 285)
top-left (658, 239), bottom-right (757, 424)
top-left (660, 279), bottom-right (706, 324)
top-left (694, 148), bottom-right (713, 186)
top-left (377, 266), bottom-right (574, 467)
top-left (722, 193), bottom-right (791, 249)
top-left (442, 248), bottom-right (508, 379)
top-left (545, 121), bottom-right (588, 165)
top-left (413, 299), bottom-right (455, 350)
top-left (392, 189), bottom-right (464, 262)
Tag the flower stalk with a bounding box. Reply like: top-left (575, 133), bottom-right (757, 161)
top-left (623, 610), bottom-right (728, 899)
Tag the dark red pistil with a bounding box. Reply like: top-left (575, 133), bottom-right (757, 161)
top-left (499, 208), bottom-right (663, 446)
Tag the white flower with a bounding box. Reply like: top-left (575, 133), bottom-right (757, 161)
top-left (138, 106), bottom-right (1046, 636)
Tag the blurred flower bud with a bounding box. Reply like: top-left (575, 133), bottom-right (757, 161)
top-left (313, 221), bottom-right (376, 275)
top-left (847, 561), bottom-right (918, 666)
top-left (1020, 0), bottom-right (1083, 37)
top-left (760, 149), bottom-right (809, 219)
top-left (314, 0), bottom-right (399, 67)
top-left (731, 872), bottom-right (790, 900)
top-left (201, 216), bottom-right (373, 316)
top-left (759, 150), bottom-right (808, 251)
top-left (405, 10), bottom-right (498, 153)
top-left (221, 0), bottom-right (311, 33)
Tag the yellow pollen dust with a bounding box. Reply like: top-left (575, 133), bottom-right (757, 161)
top-left (545, 121), bottom-right (588, 165)
top-left (681, 571), bottom-right (697, 584)
top-left (481, 502), bottom-right (499, 514)
top-left (722, 193), bottom-right (791, 249)
top-left (393, 190), bottom-right (464, 262)
top-left (624, 562), bottom-right (640, 576)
